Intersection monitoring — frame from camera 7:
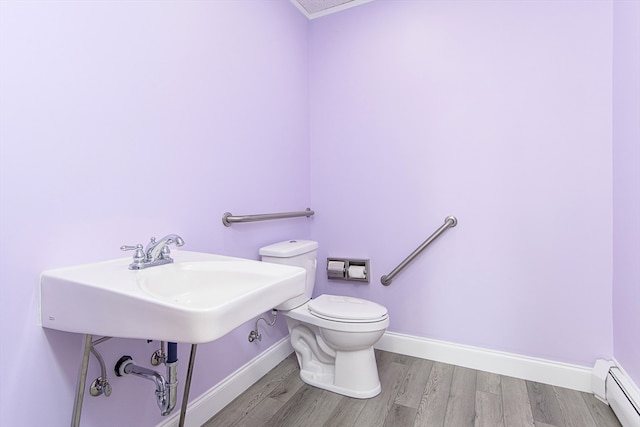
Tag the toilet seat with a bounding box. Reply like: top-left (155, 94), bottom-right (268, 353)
top-left (308, 294), bottom-right (388, 323)
top-left (284, 298), bottom-right (389, 333)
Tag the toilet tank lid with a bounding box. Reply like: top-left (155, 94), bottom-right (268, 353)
top-left (259, 240), bottom-right (318, 257)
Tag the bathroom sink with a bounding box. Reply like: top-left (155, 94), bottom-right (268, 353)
top-left (40, 251), bottom-right (306, 343)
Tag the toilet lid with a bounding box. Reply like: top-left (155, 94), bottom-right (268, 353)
top-left (308, 294), bottom-right (388, 321)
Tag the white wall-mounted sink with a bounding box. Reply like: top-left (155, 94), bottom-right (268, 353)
top-left (40, 251), bottom-right (305, 343)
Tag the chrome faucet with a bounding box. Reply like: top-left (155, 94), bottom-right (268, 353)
top-left (145, 234), bottom-right (185, 263)
top-left (121, 234), bottom-right (185, 270)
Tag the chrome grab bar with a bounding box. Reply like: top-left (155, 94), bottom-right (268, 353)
top-left (222, 208), bottom-right (314, 227)
top-left (381, 216), bottom-right (457, 286)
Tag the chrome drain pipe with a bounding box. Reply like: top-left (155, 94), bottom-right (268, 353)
top-left (164, 360), bottom-right (178, 416)
top-left (115, 356), bottom-right (178, 416)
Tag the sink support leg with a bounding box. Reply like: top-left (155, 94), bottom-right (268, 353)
top-left (178, 344), bottom-right (197, 427)
top-left (71, 334), bottom-right (93, 427)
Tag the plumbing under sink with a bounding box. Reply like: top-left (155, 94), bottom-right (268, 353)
top-left (40, 250), bottom-right (306, 343)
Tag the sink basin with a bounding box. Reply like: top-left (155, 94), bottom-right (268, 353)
top-left (40, 251), bottom-right (306, 343)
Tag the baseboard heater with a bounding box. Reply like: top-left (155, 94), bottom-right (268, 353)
top-left (593, 360), bottom-right (640, 427)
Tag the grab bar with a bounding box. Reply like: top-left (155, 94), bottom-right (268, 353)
top-left (222, 208), bottom-right (314, 227)
top-left (381, 216), bottom-right (457, 286)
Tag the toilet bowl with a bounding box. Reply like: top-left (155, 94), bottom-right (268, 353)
top-left (285, 295), bottom-right (389, 398)
top-left (260, 240), bottom-right (389, 399)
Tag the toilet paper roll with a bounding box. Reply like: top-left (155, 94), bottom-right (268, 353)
top-left (327, 261), bottom-right (345, 278)
top-left (348, 265), bottom-right (367, 279)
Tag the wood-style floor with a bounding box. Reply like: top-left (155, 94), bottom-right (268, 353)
top-left (203, 350), bottom-right (621, 427)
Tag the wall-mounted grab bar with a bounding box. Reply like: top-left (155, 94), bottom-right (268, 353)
top-left (381, 216), bottom-right (457, 286)
top-left (222, 208), bottom-right (314, 227)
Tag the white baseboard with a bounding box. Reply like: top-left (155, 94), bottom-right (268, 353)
top-left (156, 337), bottom-right (293, 427)
top-left (157, 331), bottom-right (596, 427)
top-left (375, 331), bottom-right (593, 392)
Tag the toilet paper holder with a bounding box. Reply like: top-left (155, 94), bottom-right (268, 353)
top-left (326, 258), bottom-right (370, 283)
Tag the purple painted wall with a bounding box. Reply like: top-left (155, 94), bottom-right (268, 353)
top-left (0, 1), bottom-right (309, 426)
top-left (0, 0), bottom-right (636, 426)
top-left (613, 0), bottom-right (640, 386)
top-left (309, 0), bottom-right (614, 367)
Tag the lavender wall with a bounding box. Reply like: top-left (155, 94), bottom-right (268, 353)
top-left (613, 0), bottom-right (640, 386)
top-left (0, 1), bottom-right (309, 426)
top-left (309, 0), bottom-right (614, 367)
top-left (0, 0), bottom-right (634, 426)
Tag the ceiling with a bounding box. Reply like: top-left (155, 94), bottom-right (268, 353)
top-left (290, 0), bottom-right (375, 19)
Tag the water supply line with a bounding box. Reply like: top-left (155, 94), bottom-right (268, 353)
top-left (150, 341), bottom-right (167, 366)
top-left (114, 342), bottom-right (179, 416)
top-left (71, 335), bottom-right (113, 427)
top-left (88, 337), bottom-right (112, 397)
top-left (248, 310), bottom-right (278, 342)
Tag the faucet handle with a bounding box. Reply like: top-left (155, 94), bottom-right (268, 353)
top-left (121, 244), bottom-right (145, 262)
top-left (161, 245), bottom-right (172, 258)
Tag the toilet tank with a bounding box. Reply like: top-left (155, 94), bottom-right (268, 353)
top-left (260, 240), bottom-right (318, 311)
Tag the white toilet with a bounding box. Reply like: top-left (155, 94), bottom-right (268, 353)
top-left (260, 240), bottom-right (389, 399)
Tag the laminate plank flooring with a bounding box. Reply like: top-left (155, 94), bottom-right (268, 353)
top-left (203, 350), bottom-right (621, 427)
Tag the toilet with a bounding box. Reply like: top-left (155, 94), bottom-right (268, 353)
top-left (260, 240), bottom-right (389, 399)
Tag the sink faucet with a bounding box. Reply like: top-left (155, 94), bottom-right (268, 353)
top-left (121, 234), bottom-right (185, 270)
top-left (145, 234), bottom-right (185, 263)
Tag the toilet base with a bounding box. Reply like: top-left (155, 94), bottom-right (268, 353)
top-left (299, 367), bottom-right (381, 399)
top-left (292, 335), bottom-right (382, 399)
